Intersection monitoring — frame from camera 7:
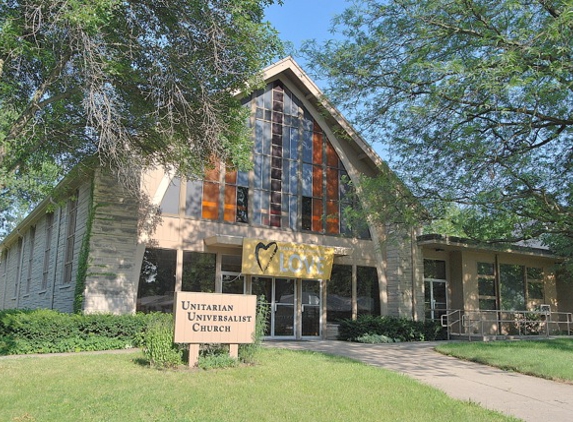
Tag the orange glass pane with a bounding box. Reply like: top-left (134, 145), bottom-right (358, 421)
top-left (326, 200), bottom-right (339, 234)
top-left (326, 168), bottom-right (338, 200)
top-left (224, 186), bottom-right (237, 222)
top-left (204, 164), bottom-right (220, 182)
top-left (202, 182), bottom-right (220, 220)
top-left (225, 169), bottom-right (237, 185)
top-left (313, 165), bottom-right (323, 198)
top-left (312, 130), bottom-right (323, 164)
top-left (326, 141), bottom-right (339, 167)
top-left (312, 199), bottom-right (323, 232)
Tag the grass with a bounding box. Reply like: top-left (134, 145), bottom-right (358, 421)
top-left (0, 348), bottom-right (516, 422)
top-left (435, 338), bottom-right (573, 383)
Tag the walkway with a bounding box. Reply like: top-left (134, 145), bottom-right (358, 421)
top-left (267, 340), bottom-right (573, 422)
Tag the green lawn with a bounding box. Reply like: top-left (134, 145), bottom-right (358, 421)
top-left (0, 348), bottom-right (516, 422)
top-left (436, 338), bottom-right (573, 382)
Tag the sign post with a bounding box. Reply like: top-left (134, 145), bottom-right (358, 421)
top-left (173, 292), bottom-right (257, 367)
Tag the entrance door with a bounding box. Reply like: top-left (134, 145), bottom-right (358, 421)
top-left (425, 279), bottom-right (447, 321)
top-left (252, 277), bottom-right (296, 338)
top-left (301, 279), bottom-right (321, 337)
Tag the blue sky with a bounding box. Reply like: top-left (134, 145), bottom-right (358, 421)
top-left (264, 1), bottom-right (389, 160)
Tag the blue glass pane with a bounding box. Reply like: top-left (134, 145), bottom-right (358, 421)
top-left (254, 120), bottom-right (264, 154)
top-left (284, 90), bottom-right (293, 115)
top-left (261, 190), bottom-right (270, 226)
top-left (282, 126), bottom-right (290, 159)
top-left (237, 170), bottom-right (249, 187)
top-left (302, 110), bottom-right (313, 131)
top-left (261, 121), bottom-right (271, 155)
top-left (290, 127), bottom-right (299, 160)
top-left (254, 89), bottom-right (264, 108)
top-left (302, 130), bottom-right (312, 163)
top-left (252, 189), bottom-right (261, 225)
top-left (254, 154), bottom-right (262, 189)
top-left (289, 195), bottom-right (298, 229)
top-left (262, 155), bottom-right (271, 191)
top-left (185, 179), bottom-right (202, 218)
top-left (160, 177), bottom-right (181, 215)
top-left (289, 161), bottom-right (299, 195)
top-left (263, 85), bottom-right (272, 110)
top-left (302, 164), bottom-right (312, 197)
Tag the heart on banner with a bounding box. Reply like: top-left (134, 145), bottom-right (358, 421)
top-left (255, 241), bottom-right (278, 273)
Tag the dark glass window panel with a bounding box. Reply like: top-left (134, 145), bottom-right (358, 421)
top-left (479, 298), bottom-right (497, 311)
top-left (270, 203), bottom-right (282, 216)
top-left (500, 264), bottom-right (526, 311)
top-left (271, 156), bottom-right (281, 169)
top-left (272, 113), bottom-right (283, 125)
top-left (270, 215), bottom-right (281, 227)
top-left (222, 255), bottom-right (242, 272)
top-left (160, 178), bottom-right (181, 215)
top-left (478, 277), bottom-right (496, 297)
top-left (271, 167), bottom-right (282, 180)
top-left (302, 196), bottom-right (312, 230)
top-left (271, 144), bottom-right (283, 158)
top-left (271, 179), bottom-right (282, 192)
top-left (271, 191), bottom-right (281, 205)
top-left (264, 110), bottom-right (271, 121)
top-left (236, 187), bottom-right (249, 223)
top-left (527, 267), bottom-right (543, 280)
top-left (527, 282), bottom-right (544, 300)
top-left (477, 262), bottom-right (495, 276)
top-left (272, 134), bottom-right (282, 146)
top-left (424, 260), bottom-right (446, 280)
top-left (327, 264), bottom-right (352, 322)
top-left (357, 266), bottom-right (380, 317)
top-left (222, 273), bottom-right (244, 294)
top-left (182, 252), bottom-right (216, 293)
top-left (137, 248), bottom-right (177, 313)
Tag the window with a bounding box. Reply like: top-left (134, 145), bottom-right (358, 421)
top-left (137, 248), bottom-right (177, 313)
top-left (25, 226), bottom-right (36, 294)
top-left (500, 264), bottom-right (526, 311)
top-left (182, 252), bottom-right (216, 292)
top-left (356, 266), bottom-right (380, 317)
top-left (63, 192), bottom-right (79, 285)
top-left (326, 264), bottom-right (352, 322)
top-left (477, 262), bottom-right (496, 310)
top-left (42, 213), bottom-right (54, 290)
top-left (424, 259), bottom-right (447, 321)
top-left (14, 238), bottom-right (23, 297)
top-left (526, 267), bottom-right (544, 301)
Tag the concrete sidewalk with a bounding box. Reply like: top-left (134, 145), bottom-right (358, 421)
top-left (267, 340), bottom-right (573, 422)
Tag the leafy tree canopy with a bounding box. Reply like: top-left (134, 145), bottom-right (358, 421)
top-left (0, 0), bottom-right (282, 235)
top-left (304, 0), bottom-right (573, 260)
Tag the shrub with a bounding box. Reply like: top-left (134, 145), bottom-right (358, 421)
top-left (355, 333), bottom-right (396, 344)
top-left (338, 315), bottom-right (445, 342)
top-left (238, 296), bottom-right (269, 364)
top-left (0, 309), bottom-right (150, 355)
top-left (141, 313), bottom-right (182, 369)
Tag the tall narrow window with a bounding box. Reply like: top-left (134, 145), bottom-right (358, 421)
top-left (25, 226), bottom-right (36, 294)
top-left (526, 267), bottom-right (544, 304)
top-left (63, 192), bottom-right (79, 285)
top-left (14, 238), bottom-right (23, 297)
top-left (477, 262), bottom-right (496, 310)
top-left (42, 213), bottom-right (54, 290)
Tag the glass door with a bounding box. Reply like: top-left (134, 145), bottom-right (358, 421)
top-left (425, 279), bottom-right (447, 321)
top-left (301, 280), bottom-right (321, 337)
top-left (252, 277), bottom-right (296, 338)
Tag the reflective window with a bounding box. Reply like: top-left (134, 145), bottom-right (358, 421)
top-left (137, 248), bottom-right (176, 313)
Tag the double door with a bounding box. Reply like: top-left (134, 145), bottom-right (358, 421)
top-left (252, 277), bottom-right (321, 339)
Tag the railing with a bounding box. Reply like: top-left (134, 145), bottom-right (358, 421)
top-left (440, 309), bottom-right (573, 340)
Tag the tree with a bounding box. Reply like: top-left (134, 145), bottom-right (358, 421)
top-left (303, 0), bottom-right (573, 261)
top-left (0, 0), bottom-right (282, 235)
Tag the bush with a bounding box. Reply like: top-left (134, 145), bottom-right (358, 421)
top-left (141, 313), bottom-right (182, 369)
top-left (238, 296), bottom-right (269, 364)
top-left (355, 333), bottom-right (397, 344)
top-left (338, 315), bottom-right (445, 342)
top-left (0, 309), bottom-right (151, 355)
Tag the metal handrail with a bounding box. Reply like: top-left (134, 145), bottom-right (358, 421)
top-left (439, 309), bottom-right (573, 339)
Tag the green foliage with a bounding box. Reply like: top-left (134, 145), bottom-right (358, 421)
top-left (337, 315), bottom-right (445, 342)
top-left (0, 0), bottom-right (283, 236)
top-left (198, 345), bottom-right (239, 370)
top-left (355, 333), bottom-right (397, 344)
top-left (0, 309), bottom-right (150, 355)
top-left (141, 313), bottom-right (182, 369)
top-left (238, 296), bottom-right (270, 364)
top-left (304, 0), bottom-right (573, 265)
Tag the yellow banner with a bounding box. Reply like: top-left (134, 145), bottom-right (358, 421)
top-left (241, 238), bottom-right (334, 280)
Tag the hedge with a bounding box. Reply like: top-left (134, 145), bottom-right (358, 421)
top-left (0, 309), bottom-right (156, 355)
top-left (337, 315), bottom-right (446, 342)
